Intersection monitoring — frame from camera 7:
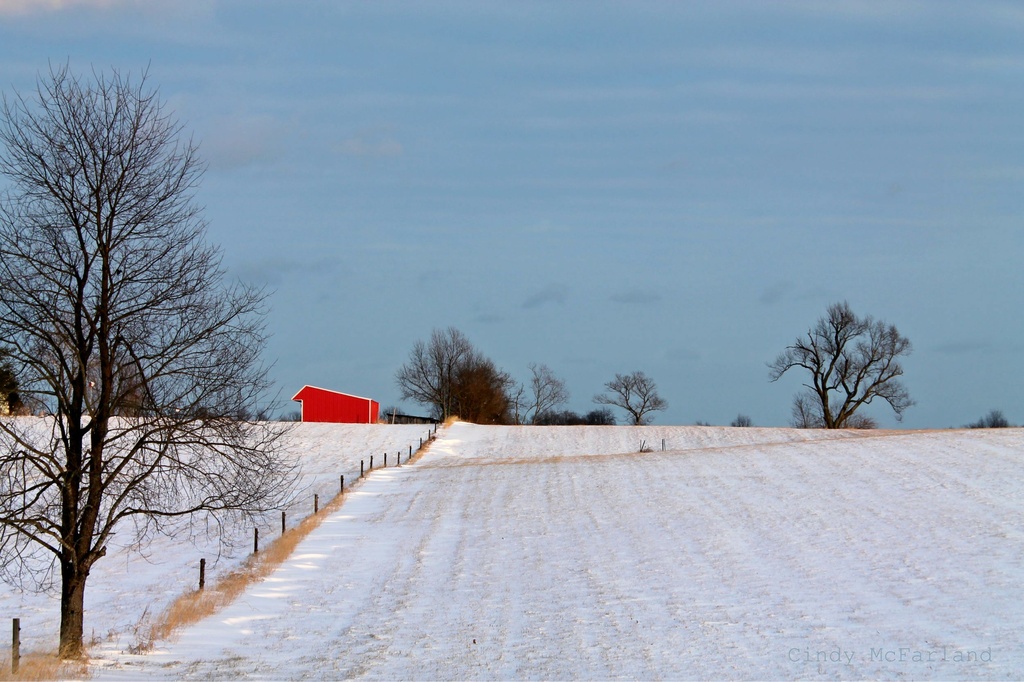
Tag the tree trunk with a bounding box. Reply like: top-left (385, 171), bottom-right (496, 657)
top-left (59, 560), bottom-right (87, 659)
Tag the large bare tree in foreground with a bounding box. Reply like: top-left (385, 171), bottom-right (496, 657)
top-left (769, 301), bottom-right (913, 428)
top-left (0, 65), bottom-right (294, 658)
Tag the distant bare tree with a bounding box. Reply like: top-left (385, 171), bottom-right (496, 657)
top-left (967, 409), bottom-right (1011, 428)
top-left (584, 408), bottom-right (617, 426)
top-left (789, 393), bottom-right (822, 429)
top-left (533, 408), bottom-right (616, 426)
top-left (593, 371), bottom-right (667, 426)
top-left (0, 355), bottom-right (23, 415)
top-left (769, 301), bottom-right (913, 429)
top-left (395, 327), bottom-right (475, 421)
top-left (395, 327), bottom-right (514, 423)
top-left (0, 65), bottom-right (295, 658)
top-left (452, 355), bottom-right (514, 424)
top-left (525, 363), bottom-right (569, 424)
top-left (730, 414), bottom-right (753, 428)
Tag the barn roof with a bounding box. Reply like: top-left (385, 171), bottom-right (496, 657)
top-left (291, 385), bottom-right (377, 403)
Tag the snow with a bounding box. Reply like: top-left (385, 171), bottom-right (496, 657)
top-left (0, 422), bottom-right (436, 659)
top-left (2, 421), bottom-right (1023, 679)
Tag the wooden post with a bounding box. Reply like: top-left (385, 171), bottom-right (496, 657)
top-left (281, 511), bottom-right (286, 534)
top-left (340, 474), bottom-right (344, 493)
top-left (199, 558), bottom-right (206, 591)
top-left (314, 494), bottom-right (319, 514)
top-left (409, 445), bottom-right (412, 458)
top-left (254, 527), bottom-right (259, 554)
top-left (12, 618), bottom-right (20, 675)
top-left (360, 460), bottom-right (364, 477)
top-left (662, 439), bottom-right (666, 451)
top-left (384, 452), bottom-right (387, 468)
top-left (420, 437), bottom-right (423, 449)
top-left (397, 451), bottom-right (401, 465)
top-left (370, 455), bottom-right (374, 470)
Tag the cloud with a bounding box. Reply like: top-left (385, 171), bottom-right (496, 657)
top-left (201, 115), bottom-right (285, 171)
top-left (759, 280), bottom-right (794, 305)
top-left (0, 0), bottom-right (213, 17)
top-left (666, 346), bottom-right (701, 363)
top-left (609, 289), bottom-right (662, 305)
top-left (339, 128), bottom-right (404, 158)
top-left (231, 255), bottom-right (336, 287)
top-left (932, 340), bottom-right (993, 356)
top-left (0, 0), bottom-right (210, 17)
top-left (523, 284), bottom-right (568, 309)
top-left (0, 0), bottom-right (123, 15)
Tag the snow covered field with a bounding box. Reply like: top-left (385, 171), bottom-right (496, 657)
top-left (3, 421), bottom-right (1023, 679)
top-left (0, 422), bottom-right (436, 662)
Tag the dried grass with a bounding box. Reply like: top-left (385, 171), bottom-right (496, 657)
top-left (130, 428), bottom-right (441, 653)
top-left (0, 652), bottom-right (86, 681)
top-left (133, 492), bottom-right (347, 651)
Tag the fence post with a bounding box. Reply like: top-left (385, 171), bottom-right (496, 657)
top-left (360, 460), bottom-right (364, 477)
top-left (340, 474), bottom-right (344, 493)
top-left (254, 527), bottom-right (259, 554)
top-left (199, 558), bottom-right (206, 590)
top-left (370, 455), bottom-right (374, 470)
top-left (281, 511), bottom-right (286, 535)
top-left (314, 494), bottom-right (319, 514)
top-left (384, 452), bottom-right (387, 468)
top-left (12, 617), bottom-right (20, 675)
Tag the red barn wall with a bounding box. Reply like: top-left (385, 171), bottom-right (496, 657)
top-left (292, 386), bottom-right (379, 424)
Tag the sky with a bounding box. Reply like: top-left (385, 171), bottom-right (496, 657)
top-left (0, 0), bottom-right (1021, 428)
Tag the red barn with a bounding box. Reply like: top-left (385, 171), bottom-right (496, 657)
top-left (291, 385), bottom-right (380, 424)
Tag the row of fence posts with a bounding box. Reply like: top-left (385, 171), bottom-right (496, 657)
top-left (6, 425), bottom-right (439, 673)
top-left (207, 424), bottom-right (437, 586)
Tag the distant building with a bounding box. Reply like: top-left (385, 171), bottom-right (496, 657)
top-left (291, 385), bottom-right (380, 424)
top-left (381, 410), bottom-right (436, 425)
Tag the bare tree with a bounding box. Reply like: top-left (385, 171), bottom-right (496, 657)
top-left (730, 414), bottom-right (753, 428)
top-left (533, 408), bottom-right (616, 426)
top-left (395, 327), bottom-right (514, 423)
top-left (789, 393), bottom-right (822, 429)
top-left (0, 65), bottom-right (295, 658)
top-left (395, 327), bottom-right (475, 421)
top-left (451, 355), bottom-right (514, 424)
top-left (769, 301), bottom-right (913, 429)
top-left (593, 371), bottom-right (668, 426)
top-left (967, 409), bottom-right (1011, 428)
top-left (524, 363), bottom-right (569, 424)
top-left (0, 353), bottom-right (24, 415)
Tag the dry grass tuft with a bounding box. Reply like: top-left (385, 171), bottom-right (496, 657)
top-left (0, 652), bottom-right (87, 681)
top-left (442, 415), bottom-right (460, 427)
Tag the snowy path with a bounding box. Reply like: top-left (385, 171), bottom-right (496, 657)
top-left (89, 423), bottom-right (1024, 679)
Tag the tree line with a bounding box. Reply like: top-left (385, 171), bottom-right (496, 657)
top-left (393, 327), bottom-right (669, 426)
